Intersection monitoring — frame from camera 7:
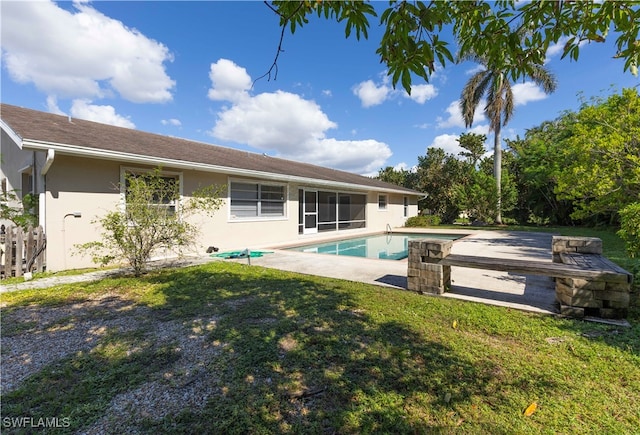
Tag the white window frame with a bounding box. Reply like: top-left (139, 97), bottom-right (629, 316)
top-left (378, 194), bottom-right (388, 211)
top-left (119, 166), bottom-right (183, 217)
top-left (228, 178), bottom-right (288, 221)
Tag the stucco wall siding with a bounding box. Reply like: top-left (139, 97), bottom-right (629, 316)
top-left (42, 156), bottom-right (418, 271)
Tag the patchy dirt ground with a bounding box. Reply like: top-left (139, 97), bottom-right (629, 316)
top-left (1, 292), bottom-right (224, 433)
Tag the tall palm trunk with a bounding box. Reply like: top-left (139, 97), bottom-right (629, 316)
top-left (459, 55), bottom-right (556, 226)
top-left (493, 124), bottom-right (502, 224)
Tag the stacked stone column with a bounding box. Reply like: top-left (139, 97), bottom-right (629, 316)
top-left (552, 236), bottom-right (602, 262)
top-left (552, 236), bottom-right (631, 319)
top-left (407, 239), bottom-right (452, 294)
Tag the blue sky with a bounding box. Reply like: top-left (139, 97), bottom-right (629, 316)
top-left (2, 1), bottom-right (639, 176)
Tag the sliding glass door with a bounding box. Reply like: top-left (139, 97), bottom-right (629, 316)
top-left (300, 188), bottom-right (366, 234)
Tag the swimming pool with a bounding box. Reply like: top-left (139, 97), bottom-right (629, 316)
top-left (285, 233), bottom-right (465, 260)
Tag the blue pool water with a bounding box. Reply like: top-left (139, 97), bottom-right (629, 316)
top-left (286, 233), bottom-right (464, 260)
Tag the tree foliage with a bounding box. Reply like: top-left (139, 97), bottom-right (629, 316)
top-left (457, 132), bottom-right (486, 166)
top-left (506, 128), bottom-right (575, 226)
top-left (0, 190), bottom-right (38, 230)
top-left (267, 0), bottom-right (640, 232)
top-left (267, 1), bottom-right (640, 93)
top-left (375, 166), bottom-right (417, 189)
top-left (378, 135), bottom-right (515, 224)
top-left (77, 169), bottom-right (224, 276)
top-left (459, 50), bottom-right (557, 224)
top-left (414, 147), bottom-right (464, 223)
top-left (618, 203), bottom-right (640, 259)
top-left (504, 88), bottom-right (640, 228)
top-left (378, 88), bottom-right (637, 234)
top-left (453, 133), bottom-right (517, 224)
top-left (554, 88), bottom-right (640, 222)
top-left (455, 167), bottom-right (498, 224)
top-left (454, 133), bottom-right (494, 223)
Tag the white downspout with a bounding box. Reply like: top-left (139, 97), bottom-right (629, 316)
top-left (41, 149), bottom-right (55, 175)
top-left (39, 149), bottom-right (55, 234)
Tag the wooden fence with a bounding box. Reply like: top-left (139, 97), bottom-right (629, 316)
top-left (0, 225), bottom-right (46, 279)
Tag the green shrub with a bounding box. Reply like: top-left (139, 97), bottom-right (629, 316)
top-left (76, 168), bottom-right (223, 276)
top-left (405, 215), bottom-right (441, 227)
top-left (500, 217), bottom-right (519, 225)
top-left (618, 202), bottom-right (640, 258)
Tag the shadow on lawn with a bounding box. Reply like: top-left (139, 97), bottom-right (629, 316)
top-left (141, 264), bottom-right (553, 433)
top-left (3, 262), bottom-right (636, 433)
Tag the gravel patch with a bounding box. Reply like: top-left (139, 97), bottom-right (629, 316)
top-left (1, 293), bottom-right (144, 393)
top-left (82, 316), bottom-right (224, 434)
top-left (2, 289), bottom-right (226, 433)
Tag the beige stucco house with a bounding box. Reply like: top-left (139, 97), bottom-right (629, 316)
top-left (1, 103), bottom-right (423, 272)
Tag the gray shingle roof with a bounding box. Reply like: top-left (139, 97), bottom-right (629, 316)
top-left (1, 103), bottom-right (421, 195)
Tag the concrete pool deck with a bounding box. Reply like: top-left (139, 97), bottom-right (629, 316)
top-left (0, 230), bottom-right (558, 316)
top-left (245, 230), bottom-right (560, 315)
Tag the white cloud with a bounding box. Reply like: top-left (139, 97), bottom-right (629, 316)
top-left (353, 74), bottom-right (438, 107)
top-left (436, 81), bottom-right (550, 132)
top-left (404, 83), bottom-right (438, 104)
top-left (394, 162), bottom-right (417, 173)
top-left (70, 99), bottom-right (135, 128)
top-left (546, 37), bottom-right (568, 60)
top-left (161, 118), bottom-right (182, 127)
top-left (45, 95), bottom-right (134, 128)
top-left (428, 134), bottom-right (463, 156)
top-left (431, 63), bottom-right (446, 84)
top-left (436, 100), bottom-right (485, 129)
top-left (500, 127), bottom-right (523, 144)
top-left (465, 64), bottom-right (486, 75)
top-left (298, 138), bottom-right (392, 175)
top-left (209, 60), bottom-right (393, 174)
top-left (352, 79), bottom-right (390, 107)
top-left (427, 133), bottom-right (491, 159)
top-left (207, 59), bottom-right (252, 103)
top-left (212, 91), bottom-right (337, 151)
top-left (545, 36), bottom-right (589, 63)
top-left (512, 82), bottom-right (551, 106)
top-left (46, 96), bottom-right (66, 116)
top-left (468, 124), bottom-right (491, 137)
top-left (1, 0), bottom-right (174, 103)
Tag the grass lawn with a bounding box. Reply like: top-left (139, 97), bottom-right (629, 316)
top-left (0, 266), bottom-right (118, 285)
top-left (1, 226), bottom-right (639, 433)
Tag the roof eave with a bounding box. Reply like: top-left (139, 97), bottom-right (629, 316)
top-left (0, 118), bottom-right (24, 148)
top-left (22, 139), bottom-right (422, 196)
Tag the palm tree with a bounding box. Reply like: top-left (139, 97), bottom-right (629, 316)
top-left (459, 57), bottom-right (557, 224)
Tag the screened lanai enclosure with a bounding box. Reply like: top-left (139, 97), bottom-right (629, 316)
top-left (298, 189), bottom-right (366, 234)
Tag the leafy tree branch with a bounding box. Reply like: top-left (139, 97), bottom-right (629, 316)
top-left (265, 1), bottom-right (639, 94)
top-left (1, 190), bottom-right (38, 230)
